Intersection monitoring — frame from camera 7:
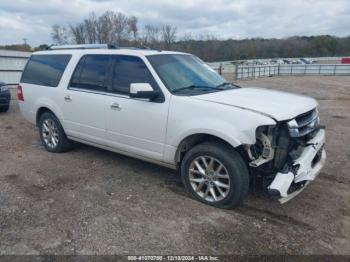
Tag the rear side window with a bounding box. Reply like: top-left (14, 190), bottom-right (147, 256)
top-left (70, 55), bottom-right (110, 92)
top-left (21, 54), bottom-right (71, 87)
top-left (110, 56), bottom-right (158, 95)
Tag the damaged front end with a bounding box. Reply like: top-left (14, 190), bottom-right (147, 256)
top-left (245, 108), bottom-right (326, 203)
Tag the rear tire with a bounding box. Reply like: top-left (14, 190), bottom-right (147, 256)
top-left (38, 112), bottom-right (72, 153)
top-left (181, 142), bottom-right (249, 209)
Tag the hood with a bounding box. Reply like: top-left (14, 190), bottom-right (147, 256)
top-left (193, 87), bottom-right (317, 121)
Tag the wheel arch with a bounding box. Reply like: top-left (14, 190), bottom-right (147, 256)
top-left (36, 107), bottom-right (58, 126)
top-left (175, 133), bottom-right (246, 166)
top-left (34, 96), bottom-right (64, 126)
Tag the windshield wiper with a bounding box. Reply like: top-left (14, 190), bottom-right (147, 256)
top-left (172, 85), bottom-right (223, 93)
top-left (216, 82), bottom-right (240, 89)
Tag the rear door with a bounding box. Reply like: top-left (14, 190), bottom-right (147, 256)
top-left (104, 55), bottom-right (169, 161)
top-left (60, 55), bottom-right (110, 144)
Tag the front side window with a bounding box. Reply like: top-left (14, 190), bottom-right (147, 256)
top-left (110, 55), bottom-right (158, 95)
top-left (147, 54), bottom-right (237, 95)
top-left (70, 55), bottom-right (110, 92)
top-left (21, 54), bottom-right (71, 87)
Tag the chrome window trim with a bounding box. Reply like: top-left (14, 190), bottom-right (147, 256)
top-left (67, 54), bottom-right (166, 103)
top-left (68, 86), bottom-right (149, 101)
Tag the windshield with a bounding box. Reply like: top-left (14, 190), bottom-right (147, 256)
top-left (147, 54), bottom-right (237, 95)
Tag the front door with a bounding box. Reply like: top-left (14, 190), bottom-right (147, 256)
top-left (104, 55), bottom-right (169, 161)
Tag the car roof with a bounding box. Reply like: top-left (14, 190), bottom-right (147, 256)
top-left (32, 48), bottom-right (189, 57)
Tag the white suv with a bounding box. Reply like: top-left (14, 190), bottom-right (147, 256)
top-left (18, 44), bottom-right (326, 208)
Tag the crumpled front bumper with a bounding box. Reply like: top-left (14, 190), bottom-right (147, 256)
top-left (268, 128), bottom-right (326, 204)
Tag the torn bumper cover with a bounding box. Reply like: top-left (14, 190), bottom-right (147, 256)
top-left (268, 129), bottom-right (326, 204)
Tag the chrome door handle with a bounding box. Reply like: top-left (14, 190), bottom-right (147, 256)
top-left (110, 102), bottom-right (121, 110)
top-left (64, 95), bottom-right (72, 102)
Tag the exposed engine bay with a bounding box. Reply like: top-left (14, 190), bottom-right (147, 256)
top-left (245, 108), bottom-right (326, 202)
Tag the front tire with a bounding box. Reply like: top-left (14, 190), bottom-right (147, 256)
top-left (181, 142), bottom-right (249, 209)
top-left (38, 112), bottom-right (72, 153)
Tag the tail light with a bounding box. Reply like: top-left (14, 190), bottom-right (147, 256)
top-left (17, 84), bottom-right (24, 101)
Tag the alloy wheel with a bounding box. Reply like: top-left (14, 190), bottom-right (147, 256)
top-left (189, 156), bottom-right (231, 202)
top-left (42, 119), bottom-right (59, 149)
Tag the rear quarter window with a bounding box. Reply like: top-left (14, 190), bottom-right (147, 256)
top-left (21, 54), bottom-right (71, 87)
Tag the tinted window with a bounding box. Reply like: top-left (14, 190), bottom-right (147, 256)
top-left (110, 56), bottom-right (157, 95)
top-left (21, 55), bottom-right (71, 87)
top-left (70, 55), bottom-right (110, 92)
top-left (70, 56), bottom-right (85, 86)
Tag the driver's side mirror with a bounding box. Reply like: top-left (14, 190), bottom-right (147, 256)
top-left (129, 83), bottom-right (159, 100)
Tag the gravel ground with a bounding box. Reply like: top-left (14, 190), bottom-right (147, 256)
top-left (0, 76), bottom-right (349, 255)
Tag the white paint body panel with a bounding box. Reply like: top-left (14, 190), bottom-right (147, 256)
top-left (293, 129), bottom-right (326, 183)
top-left (60, 89), bottom-right (106, 143)
top-left (104, 95), bottom-right (169, 161)
top-left (165, 95), bottom-right (275, 149)
top-left (194, 87), bottom-right (318, 121)
top-left (268, 172), bottom-right (294, 198)
top-left (19, 49), bottom-right (320, 170)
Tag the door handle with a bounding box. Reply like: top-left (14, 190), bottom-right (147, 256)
top-left (64, 95), bottom-right (72, 102)
top-left (110, 102), bottom-right (122, 111)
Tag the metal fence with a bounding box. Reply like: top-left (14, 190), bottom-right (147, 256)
top-left (234, 64), bottom-right (350, 80)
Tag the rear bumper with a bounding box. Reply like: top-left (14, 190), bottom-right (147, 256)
top-left (268, 129), bottom-right (326, 203)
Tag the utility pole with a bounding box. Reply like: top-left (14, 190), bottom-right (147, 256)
top-left (23, 38), bottom-right (28, 46)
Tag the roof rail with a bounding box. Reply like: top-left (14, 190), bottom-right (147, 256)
top-left (119, 46), bottom-right (151, 50)
top-left (48, 44), bottom-right (117, 50)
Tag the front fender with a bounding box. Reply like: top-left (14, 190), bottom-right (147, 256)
top-left (171, 123), bottom-right (252, 149)
top-left (166, 95), bottom-right (276, 149)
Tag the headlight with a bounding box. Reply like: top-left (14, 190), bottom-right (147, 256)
top-left (287, 108), bottom-right (320, 137)
top-left (287, 119), bottom-right (299, 137)
top-left (0, 85), bottom-right (8, 92)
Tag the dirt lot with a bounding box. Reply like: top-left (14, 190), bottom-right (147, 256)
top-left (0, 76), bottom-right (349, 255)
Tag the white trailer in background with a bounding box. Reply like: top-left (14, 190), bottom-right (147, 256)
top-left (0, 49), bottom-right (31, 85)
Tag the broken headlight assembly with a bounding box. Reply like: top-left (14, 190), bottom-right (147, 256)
top-left (246, 125), bottom-right (275, 167)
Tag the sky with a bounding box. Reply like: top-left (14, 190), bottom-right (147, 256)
top-left (0, 0), bottom-right (349, 46)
